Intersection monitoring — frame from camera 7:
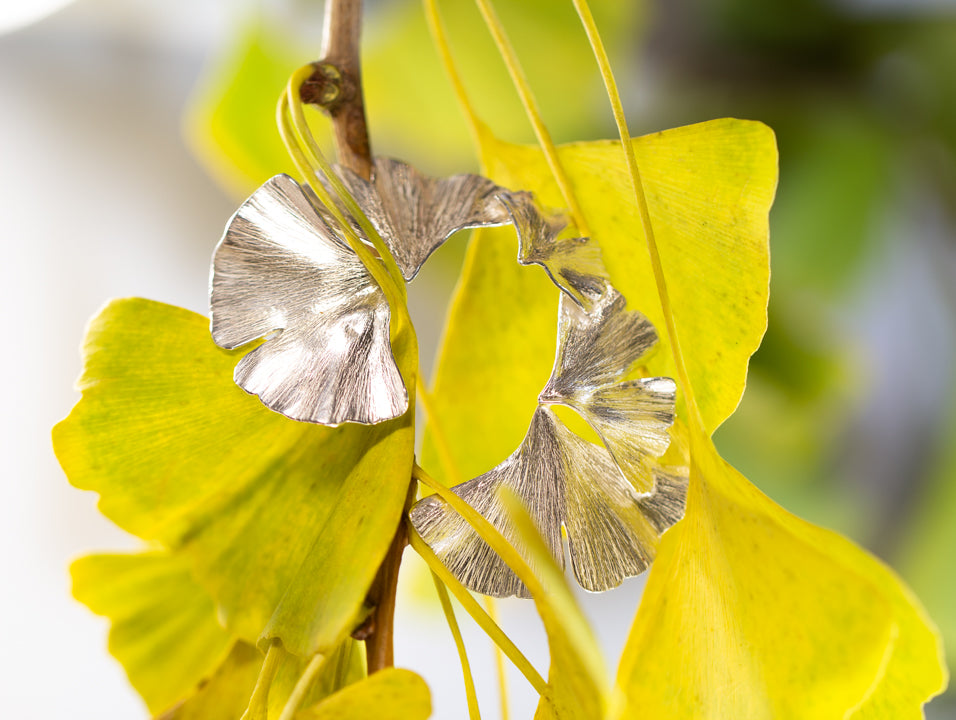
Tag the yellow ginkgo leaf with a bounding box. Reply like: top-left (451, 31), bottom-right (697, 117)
top-left (55, 299), bottom-right (415, 656)
top-left (421, 224), bottom-right (559, 483)
top-left (294, 667), bottom-right (430, 720)
top-left (478, 118), bottom-right (776, 436)
top-left (475, 112), bottom-right (946, 715)
top-left (158, 643), bottom-right (262, 720)
top-left (71, 551), bottom-right (234, 715)
top-left (613, 433), bottom-right (946, 718)
top-left (159, 639), bottom-right (366, 720)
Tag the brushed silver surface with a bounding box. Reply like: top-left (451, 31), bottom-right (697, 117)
top-left (211, 161), bottom-right (688, 597)
top-left (410, 226), bottom-right (688, 597)
top-left (409, 406), bottom-right (688, 597)
top-left (210, 174), bottom-right (407, 426)
top-left (410, 407), bottom-right (565, 599)
top-left (336, 157), bottom-right (512, 281)
top-left (500, 191), bottom-right (608, 311)
top-left (540, 290), bottom-right (675, 493)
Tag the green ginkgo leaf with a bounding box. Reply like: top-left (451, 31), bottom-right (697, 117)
top-left (295, 667), bottom-right (430, 720)
top-left (55, 299), bottom-right (415, 656)
top-left (70, 551), bottom-right (234, 715)
top-left (186, 16), bottom-right (311, 198)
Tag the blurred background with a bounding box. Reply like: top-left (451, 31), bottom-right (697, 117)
top-left (2, 0), bottom-right (954, 717)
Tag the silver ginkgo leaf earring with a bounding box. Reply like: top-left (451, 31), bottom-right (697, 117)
top-left (210, 160), bottom-right (511, 426)
top-left (410, 205), bottom-right (688, 597)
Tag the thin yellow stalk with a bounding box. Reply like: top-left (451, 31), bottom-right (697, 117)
top-left (432, 573), bottom-right (482, 719)
top-left (413, 464), bottom-right (545, 599)
top-left (277, 92), bottom-right (407, 329)
top-left (473, 0), bottom-right (590, 237)
top-left (240, 640), bottom-right (284, 720)
top-left (277, 652), bottom-right (326, 720)
top-left (415, 380), bottom-right (512, 715)
top-left (571, 0), bottom-right (705, 435)
top-left (422, 0), bottom-right (487, 151)
top-left (407, 521), bottom-right (548, 695)
top-left (285, 65), bottom-right (407, 295)
top-left (483, 595), bottom-right (511, 720)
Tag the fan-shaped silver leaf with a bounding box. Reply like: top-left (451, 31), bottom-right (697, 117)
top-left (499, 191), bottom-right (609, 311)
top-left (336, 158), bottom-right (512, 281)
top-left (558, 416), bottom-right (687, 591)
top-left (409, 407), bottom-right (688, 597)
top-left (409, 407), bottom-right (565, 599)
top-left (543, 290), bottom-right (659, 396)
top-left (210, 174), bottom-right (407, 426)
top-left (549, 379), bottom-right (677, 493)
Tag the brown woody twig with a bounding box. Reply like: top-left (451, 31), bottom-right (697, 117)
top-left (301, 0), bottom-right (373, 180)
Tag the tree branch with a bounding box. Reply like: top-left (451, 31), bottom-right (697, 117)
top-left (301, 0), bottom-right (373, 180)
top-left (356, 478), bottom-right (416, 674)
top-left (301, 0), bottom-right (407, 675)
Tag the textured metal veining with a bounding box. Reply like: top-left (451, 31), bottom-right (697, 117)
top-left (500, 191), bottom-right (608, 311)
top-left (409, 406), bottom-right (688, 597)
top-left (336, 158), bottom-right (512, 281)
top-left (210, 174), bottom-right (407, 426)
top-left (409, 201), bottom-right (689, 597)
top-left (410, 408), bottom-right (565, 599)
top-left (540, 290), bottom-right (675, 492)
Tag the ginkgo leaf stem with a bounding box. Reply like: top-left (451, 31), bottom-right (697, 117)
top-left (278, 90), bottom-right (407, 317)
top-left (483, 595), bottom-right (511, 720)
top-left (240, 640), bottom-right (284, 720)
top-left (473, 0), bottom-right (590, 238)
top-left (422, 0), bottom-right (487, 153)
top-left (415, 375), bottom-right (463, 487)
top-left (286, 65), bottom-right (408, 296)
top-left (415, 376), bottom-right (510, 716)
top-left (277, 651), bottom-right (327, 720)
top-left (431, 572), bottom-right (482, 719)
top-left (571, 0), bottom-right (706, 436)
top-left (407, 520), bottom-right (548, 696)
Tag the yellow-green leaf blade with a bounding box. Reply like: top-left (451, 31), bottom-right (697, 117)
top-left (613, 440), bottom-right (947, 718)
top-left (295, 668), bottom-right (431, 720)
top-left (70, 551), bottom-right (234, 715)
top-left (159, 642), bottom-right (262, 720)
top-left (185, 17), bottom-right (310, 198)
top-left (479, 119), bottom-right (777, 435)
top-left (55, 298), bottom-right (414, 655)
top-left (500, 491), bottom-right (607, 720)
top-left (422, 225), bottom-right (558, 483)
top-left (185, 2), bottom-right (639, 198)
top-left (161, 639), bottom-right (366, 720)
